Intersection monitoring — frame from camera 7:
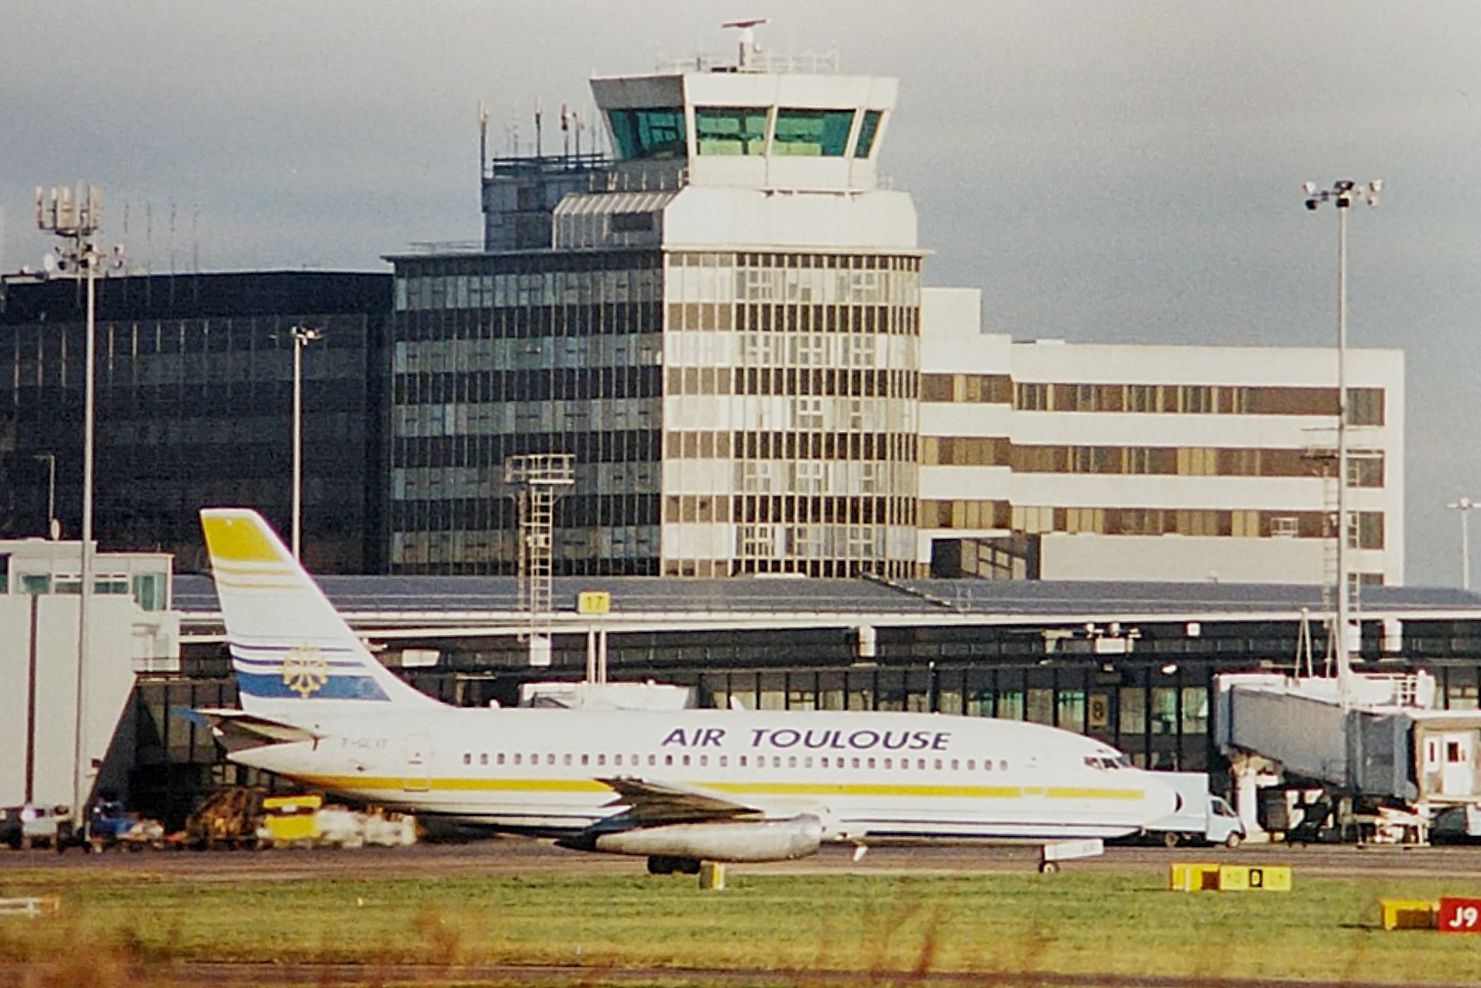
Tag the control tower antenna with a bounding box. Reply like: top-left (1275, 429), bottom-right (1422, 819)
top-left (723, 18), bottom-right (768, 70)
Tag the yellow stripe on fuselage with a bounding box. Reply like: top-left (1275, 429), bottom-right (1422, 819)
top-left (293, 775), bottom-right (1148, 802)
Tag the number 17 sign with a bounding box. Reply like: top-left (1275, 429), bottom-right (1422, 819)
top-left (1439, 898), bottom-right (1481, 933)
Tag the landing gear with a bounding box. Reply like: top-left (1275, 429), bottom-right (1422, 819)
top-left (646, 855), bottom-right (701, 875)
top-left (1037, 860), bottom-right (1060, 874)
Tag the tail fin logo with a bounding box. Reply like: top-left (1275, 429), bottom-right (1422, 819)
top-left (282, 645), bottom-right (331, 699)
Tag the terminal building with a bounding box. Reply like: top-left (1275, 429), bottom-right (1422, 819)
top-left (387, 44), bottom-right (1403, 586)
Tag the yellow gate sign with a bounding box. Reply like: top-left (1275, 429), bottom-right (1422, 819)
top-left (577, 591), bottom-right (611, 615)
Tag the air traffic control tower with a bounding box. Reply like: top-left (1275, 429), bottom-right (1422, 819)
top-left (389, 31), bottom-right (924, 578)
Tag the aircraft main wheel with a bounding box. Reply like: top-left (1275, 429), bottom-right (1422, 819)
top-left (646, 856), bottom-right (673, 875)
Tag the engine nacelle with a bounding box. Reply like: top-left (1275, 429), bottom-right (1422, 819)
top-left (592, 815), bottom-right (823, 862)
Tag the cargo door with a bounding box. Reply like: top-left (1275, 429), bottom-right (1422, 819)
top-left (403, 734), bottom-right (431, 792)
top-left (1441, 732), bottom-right (1475, 797)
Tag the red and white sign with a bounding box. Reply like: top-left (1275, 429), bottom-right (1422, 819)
top-left (1438, 898), bottom-right (1481, 933)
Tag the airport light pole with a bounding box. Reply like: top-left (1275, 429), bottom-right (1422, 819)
top-left (1449, 497), bottom-right (1477, 592)
top-left (36, 184), bottom-right (105, 822)
top-left (1302, 179), bottom-right (1380, 697)
top-left (33, 453), bottom-right (56, 539)
top-left (290, 324), bottom-right (323, 560)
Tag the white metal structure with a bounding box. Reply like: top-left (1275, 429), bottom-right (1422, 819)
top-left (197, 508), bottom-right (1174, 870)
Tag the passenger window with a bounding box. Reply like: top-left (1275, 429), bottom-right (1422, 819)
top-left (719, 755), bottom-right (728, 767)
top-left (497, 753), bottom-right (505, 765)
top-left (462, 753), bottom-right (471, 765)
top-left (581, 754), bottom-right (590, 766)
top-left (917, 758), bottom-right (926, 770)
top-left (934, 759), bottom-right (942, 770)
top-left (788, 756), bottom-right (796, 768)
top-left (820, 757), bottom-right (829, 768)
top-left (665, 754), bottom-right (674, 766)
top-left (867, 758), bottom-right (876, 770)
top-left (563, 753), bottom-right (572, 766)
top-left (883, 758), bottom-right (892, 769)
top-left (699, 755), bottom-right (707, 767)
top-left (851, 757), bottom-right (860, 769)
top-left (967, 759), bottom-right (975, 771)
top-left (682, 755), bottom-right (691, 767)
top-left (772, 756), bottom-right (781, 768)
top-left (513, 753), bottom-right (522, 765)
top-left (999, 760), bottom-right (1008, 771)
top-left (951, 759), bottom-right (959, 771)
top-left (803, 757), bottom-right (812, 769)
top-left (479, 753), bottom-right (488, 766)
top-left (597, 754), bottom-right (606, 766)
top-left (613, 754), bottom-right (622, 766)
top-left (983, 760), bottom-right (991, 772)
top-left (547, 754), bottom-right (555, 766)
top-left (739, 755), bottom-right (748, 767)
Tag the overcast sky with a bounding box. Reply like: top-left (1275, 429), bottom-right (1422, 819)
top-left (3, 1), bottom-right (1479, 586)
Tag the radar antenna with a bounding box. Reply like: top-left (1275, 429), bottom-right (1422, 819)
top-left (722, 18), bottom-right (768, 70)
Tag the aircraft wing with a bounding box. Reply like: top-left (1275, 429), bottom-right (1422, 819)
top-left (181, 707), bottom-right (324, 752)
top-left (596, 776), bottom-right (765, 825)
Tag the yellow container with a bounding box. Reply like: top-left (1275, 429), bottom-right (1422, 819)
top-left (1170, 863), bottom-right (1223, 892)
top-left (1381, 899), bottom-right (1439, 931)
top-left (263, 793), bottom-right (323, 844)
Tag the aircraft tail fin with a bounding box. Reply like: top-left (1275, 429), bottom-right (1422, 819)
top-left (200, 508), bottom-right (441, 721)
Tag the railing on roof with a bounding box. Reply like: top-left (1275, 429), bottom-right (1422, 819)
top-left (655, 50), bottom-right (841, 75)
top-left (404, 241), bottom-right (484, 255)
top-left (483, 152), bottom-right (613, 181)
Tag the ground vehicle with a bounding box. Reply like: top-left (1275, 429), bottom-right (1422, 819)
top-left (1138, 773), bottom-right (1246, 848)
top-left (0, 804), bottom-right (73, 850)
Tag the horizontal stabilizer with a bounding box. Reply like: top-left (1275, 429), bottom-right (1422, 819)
top-left (185, 707), bottom-right (322, 752)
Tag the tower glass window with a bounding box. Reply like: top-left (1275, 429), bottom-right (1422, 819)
top-left (854, 110), bottom-right (883, 158)
top-left (773, 109), bottom-right (855, 156)
top-left (606, 108), bottom-right (687, 160)
top-left (695, 107), bottom-right (769, 155)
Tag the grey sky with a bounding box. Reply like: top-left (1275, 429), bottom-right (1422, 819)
top-left (3, 1), bottom-right (1478, 585)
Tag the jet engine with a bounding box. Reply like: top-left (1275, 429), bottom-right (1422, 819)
top-left (590, 815), bottom-right (823, 862)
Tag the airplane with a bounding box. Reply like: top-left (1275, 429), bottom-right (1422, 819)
top-left (196, 507), bottom-right (1176, 873)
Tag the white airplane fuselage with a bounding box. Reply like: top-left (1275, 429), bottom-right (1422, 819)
top-left (232, 705), bottom-right (1168, 844)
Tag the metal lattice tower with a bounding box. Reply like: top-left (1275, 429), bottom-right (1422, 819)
top-left (504, 454), bottom-right (575, 651)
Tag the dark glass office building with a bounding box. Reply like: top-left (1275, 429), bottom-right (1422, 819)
top-left (0, 271), bottom-right (391, 573)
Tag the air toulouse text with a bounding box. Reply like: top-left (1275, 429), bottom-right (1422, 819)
top-left (659, 727), bottom-right (952, 752)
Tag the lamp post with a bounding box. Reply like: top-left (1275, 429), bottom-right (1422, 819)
top-left (1302, 179), bottom-right (1381, 697)
top-left (1449, 497), bottom-right (1477, 592)
top-left (35, 184), bottom-right (104, 822)
top-left (33, 453), bottom-right (56, 539)
top-left (289, 324), bottom-right (323, 560)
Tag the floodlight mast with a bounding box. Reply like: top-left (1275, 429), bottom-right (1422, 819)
top-left (1301, 179), bottom-right (1381, 706)
top-left (35, 183), bottom-right (106, 823)
top-left (1449, 497), bottom-right (1478, 592)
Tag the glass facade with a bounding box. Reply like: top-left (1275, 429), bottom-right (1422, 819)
top-left (391, 247), bottom-right (923, 578)
top-left (391, 249), bottom-right (666, 574)
top-left (0, 273), bottom-right (389, 573)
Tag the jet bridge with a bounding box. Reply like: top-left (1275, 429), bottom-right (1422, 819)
top-left (1216, 672), bottom-right (1481, 841)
